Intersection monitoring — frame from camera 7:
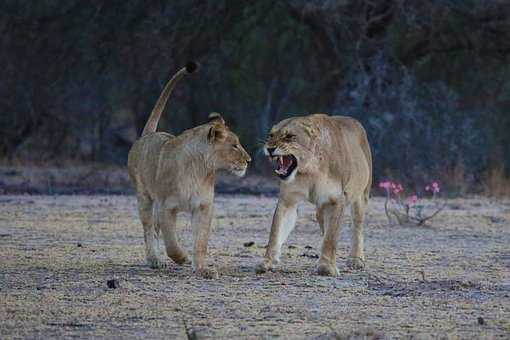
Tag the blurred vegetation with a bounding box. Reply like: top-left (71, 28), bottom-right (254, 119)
top-left (1, 0), bottom-right (509, 191)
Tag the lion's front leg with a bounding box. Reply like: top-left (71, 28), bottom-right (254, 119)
top-left (191, 203), bottom-right (217, 279)
top-left (256, 200), bottom-right (297, 273)
top-left (317, 201), bottom-right (344, 277)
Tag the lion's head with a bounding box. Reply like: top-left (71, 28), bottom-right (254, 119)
top-left (264, 116), bottom-right (321, 182)
top-left (207, 113), bottom-right (251, 177)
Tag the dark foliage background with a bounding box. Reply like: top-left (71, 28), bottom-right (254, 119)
top-left (1, 0), bottom-right (510, 192)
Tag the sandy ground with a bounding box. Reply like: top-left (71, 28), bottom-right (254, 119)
top-left (0, 194), bottom-right (509, 339)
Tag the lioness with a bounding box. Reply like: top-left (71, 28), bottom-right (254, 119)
top-left (128, 62), bottom-right (251, 278)
top-left (256, 114), bottom-right (372, 276)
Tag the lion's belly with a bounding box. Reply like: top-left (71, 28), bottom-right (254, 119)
top-left (308, 177), bottom-right (344, 206)
top-left (343, 156), bottom-right (370, 199)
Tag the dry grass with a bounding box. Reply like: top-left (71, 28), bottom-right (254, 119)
top-left (2, 163), bottom-right (510, 198)
top-left (441, 159), bottom-right (469, 196)
top-left (482, 165), bottom-right (510, 198)
top-left (1, 194), bottom-right (509, 338)
top-left (0, 165), bottom-right (278, 195)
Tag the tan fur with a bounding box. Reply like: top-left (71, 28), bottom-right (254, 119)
top-left (128, 65), bottom-right (251, 279)
top-left (256, 114), bottom-right (372, 276)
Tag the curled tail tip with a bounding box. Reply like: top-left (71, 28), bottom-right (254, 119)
top-left (185, 61), bottom-right (200, 74)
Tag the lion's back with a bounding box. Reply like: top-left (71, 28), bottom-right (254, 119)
top-left (321, 114), bottom-right (372, 197)
top-left (128, 132), bottom-right (175, 194)
top-left (331, 116), bottom-right (371, 164)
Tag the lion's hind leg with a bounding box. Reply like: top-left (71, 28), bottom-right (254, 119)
top-left (136, 194), bottom-right (165, 269)
top-left (347, 194), bottom-right (367, 270)
top-left (317, 201), bottom-right (344, 277)
top-left (158, 206), bottom-right (189, 265)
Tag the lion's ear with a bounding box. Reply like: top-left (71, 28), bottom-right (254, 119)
top-left (208, 112), bottom-right (225, 125)
top-left (208, 124), bottom-right (227, 143)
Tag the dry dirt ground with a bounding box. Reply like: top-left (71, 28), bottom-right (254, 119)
top-left (0, 194), bottom-right (509, 339)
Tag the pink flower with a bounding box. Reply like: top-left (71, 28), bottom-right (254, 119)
top-left (393, 183), bottom-right (403, 195)
top-left (407, 195), bottom-right (418, 205)
top-left (432, 181), bottom-right (440, 193)
top-left (425, 182), bottom-right (440, 194)
top-left (379, 181), bottom-right (391, 190)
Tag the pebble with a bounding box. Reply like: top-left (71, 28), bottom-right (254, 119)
top-left (107, 279), bottom-right (119, 289)
top-left (477, 316), bottom-right (485, 325)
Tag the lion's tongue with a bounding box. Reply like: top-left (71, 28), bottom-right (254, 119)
top-left (276, 156), bottom-right (291, 174)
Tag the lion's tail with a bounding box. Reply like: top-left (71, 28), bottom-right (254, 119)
top-left (141, 61), bottom-right (199, 137)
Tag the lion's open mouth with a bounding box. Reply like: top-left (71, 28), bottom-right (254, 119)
top-left (270, 155), bottom-right (297, 179)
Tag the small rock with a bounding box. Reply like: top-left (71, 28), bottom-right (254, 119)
top-left (305, 245), bottom-right (313, 249)
top-left (77, 243), bottom-right (83, 247)
top-left (243, 241), bottom-right (255, 247)
top-left (477, 316), bottom-right (485, 325)
top-left (107, 279), bottom-right (119, 289)
top-left (288, 245), bottom-right (297, 249)
top-left (488, 216), bottom-right (505, 224)
top-left (300, 253), bottom-right (319, 259)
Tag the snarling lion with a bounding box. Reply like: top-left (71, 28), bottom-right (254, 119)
top-left (128, 62), bottom-right (251, 278)
top-left (256, 114), bottom-right (372, 276)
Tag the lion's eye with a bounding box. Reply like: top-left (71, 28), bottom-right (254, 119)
top-left (232, 144), bottom-right (239, 149)
top-left (268, 133), bottom-right (274, 138)
top-left (286, 134), bottom-right (296, 140)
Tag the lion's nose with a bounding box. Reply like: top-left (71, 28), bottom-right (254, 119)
top-left (267, 147), bottom-right (276, 155)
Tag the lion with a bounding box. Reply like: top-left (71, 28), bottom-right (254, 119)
top-left (127, 62), bottom-right (251, 279)
top-left (256, 113), bottom-right (372, 276)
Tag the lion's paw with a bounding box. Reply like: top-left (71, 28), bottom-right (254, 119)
top-left (169, 252), bottom-right (190, 266)
top-left (347, 257), bottom-right (365, 270)
top-left (195, 267), bottom-right (219, 279)
top-left (317, 262), bottom-right (339, 277)
top-left (147, 257), bottom-right (167, 269)
top-left (255, 260), bottom-right (274, 274)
